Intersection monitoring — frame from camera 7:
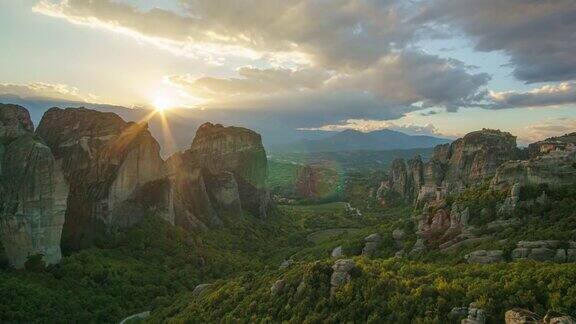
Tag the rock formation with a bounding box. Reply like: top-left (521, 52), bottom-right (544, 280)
top-left (465, 250), bottom-right (503, 264)
top-left (36, 107), bottom-right (168, 250)
top-left (362, 233), bottom-right (381, 257)
top-left (491, 148), bottom-right (576, 191)
top-left (384, 129), bottom-right (518, 206)
top-left (330, 259), bottom-right (356, 295)
top-left (167, 122), bottom-right (271, 230)
top-left (0, 104), bottom-right (68, 269)
top-left (528, 132), bottom-right (576, 158)
top-left (270, 279), bottom-right (286, 296)
top-left (512, 241), bottom-right (576, 263)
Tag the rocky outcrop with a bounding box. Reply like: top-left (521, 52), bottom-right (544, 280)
top-left (512, 241), bottom-right (576, 262)
top-left (505, 309), bottom-right (575, 324)
top-left (362, 233), bottom-right (381, 257)
top-left (462, 302), bottom-right (486, 324)
top-left (505, 309), bottom-right (540, 324)
top-left (0, 104), bottom-right (68, 269)
top-left (491, 148), bottom-right (576, 191)
top-left (465, 250), bottom-right (503, 264)
top-left (331, 246), bottom-right (344, 258)
top-left (330, 259), bottom-right (356, 295)
top-left (385, 129), bottom-right (518, 206)
top-left (168, 122), bottom-right (270, 230)
top-left (528, 132), bottom-right (576, 158)
top-left (36, 107), bottom-right (167, 250)
top-left (270, 279), bottom-right (286, 296)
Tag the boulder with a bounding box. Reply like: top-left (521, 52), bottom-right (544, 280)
top-left (271, 279), bottom-right (286, 296)
top-left (331, 246), bottom-right (344, 258)
top-left (548, 316), bottom-right (576, 324)
top-left (465, 250), bottom-right (504, 264)
top-left (462, 302), bottom-right (486, 324)
top-left (392, 229), bottom-right (405, 240)
top-left (504, 309), bottom-right (539, 323)
top-left (330, 259), bottom-right (356, 294)
top-left (362, 233), bottom-right (382, 257)
top-left (279, 259), bottom-right (293, 270)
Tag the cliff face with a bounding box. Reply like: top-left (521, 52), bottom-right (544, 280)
top-left (492, 145), bottom-right (576, 190)
top-left (36, 108), bottom-right (168, 250)
top-left (0, 104), bottom-right (68, 269)
top-left (168, 122), bottom-right (270, 230)
top-left (385, 129), bottom-right (518, 205)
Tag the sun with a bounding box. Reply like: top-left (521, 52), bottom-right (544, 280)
top-left (153, 96), bottom-right (172, 112)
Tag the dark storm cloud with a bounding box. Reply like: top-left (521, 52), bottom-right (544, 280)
top-left (417, 0), bottom-right (576, 83)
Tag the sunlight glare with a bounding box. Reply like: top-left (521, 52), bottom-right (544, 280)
top-left (153, 96), bottom-right (172, 112)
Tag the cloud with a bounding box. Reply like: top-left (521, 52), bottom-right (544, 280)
top-left (0, 82), bottom-right (95, 102)
top-left (488, 82), bottom-right (576, 109)
top-left (417, 0), bottom-right (576, 83)
top-left (166, 67), bottom-right (332, 98)
top-left (336, 51), bottom-right (489, 110)
top-left (34, 0), bottom-right (419, 68)
top-left (168, 51), bottom-right (489, 112)
top-left (525, 118), bottom-right (576, 142)
top-left (299, 118), bottom-right (443, 136)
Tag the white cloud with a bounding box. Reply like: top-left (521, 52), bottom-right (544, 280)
top-left (488, 82), bottom-right (576, 109)
top-left (0, 82), bottom-right (96, 102)
top-left (299, 119), bottom-right (443, 136)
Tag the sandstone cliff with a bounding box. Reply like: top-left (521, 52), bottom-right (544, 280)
top-left (36, 107), bottom-right (168, 250)
top-left (384, 129), bottom-right (518, 205)
top-left (0, 104), bottom-right (68, 269)
top-left (168, 122), bottom-right (270, 230)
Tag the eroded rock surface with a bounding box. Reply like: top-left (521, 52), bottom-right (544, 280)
top-left (0, 104), bottom-right (68, 268)
top-left (330, 259), bottom-right (356, 295)
top-left (168, 122), bottom-right (271, 230)
top-left (36, 107), bottom-right (167, 250)
top-left (384, 129), bottom-right (518, 206)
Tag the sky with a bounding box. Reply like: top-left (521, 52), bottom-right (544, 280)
top-left (0, 0), bottom-right (575, 144)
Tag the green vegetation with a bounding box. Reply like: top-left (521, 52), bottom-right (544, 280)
top-left (151, 259), bottom-right (576, 323)
top-left (1, 182), bottom-right (576, 322)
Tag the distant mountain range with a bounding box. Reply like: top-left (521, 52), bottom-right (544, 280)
top-left (0, 95), bottom-right (451, 155)
top-left (272, 129), bottom-right (451, 153)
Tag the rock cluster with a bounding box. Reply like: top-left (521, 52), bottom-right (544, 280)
top-left (512, 241), bottom-right (576, 262)
top-left (462, 302), bottom-right (487, 324)
top-left (465, 250), bottom-right (504, 264)
top-left (505, 309), bottom-right (576, 324)
top-left (384, 129), bottom-right (518, 206)
top-left (0, 104), bottom-right (68, 269)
